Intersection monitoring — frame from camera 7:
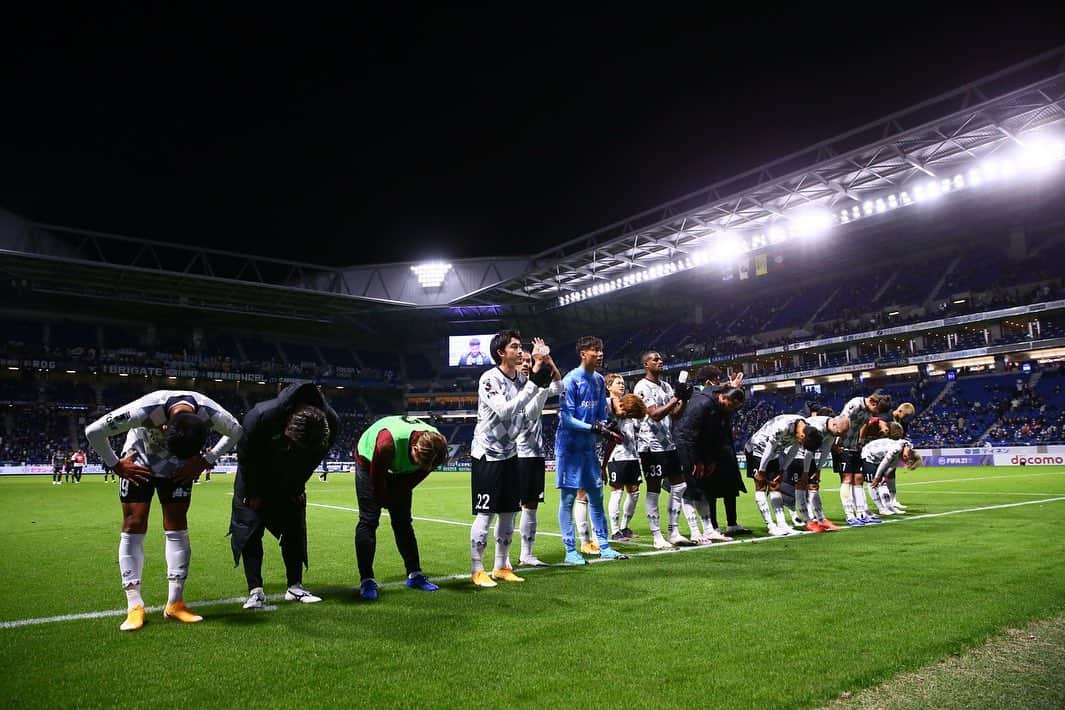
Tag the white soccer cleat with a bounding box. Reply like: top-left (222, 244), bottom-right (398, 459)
top-left (243, 587), bottom-right (266, 609)
top-left (703, 529), bottom-right (733, 542)
top-left (768, 524), bottom-right (793, 537)
top-left (891, 504), bottom-right (906, 514)
top-left (892, 501), bottom-right (908, 510)
top-left (668, 532), bottom-right (696, 547)
top-left (652, 535), bottom-right (675, 550)
top-left (285, 584), bottom-right (322, 603)
top-left (518, 556), bottom-right (548, 568)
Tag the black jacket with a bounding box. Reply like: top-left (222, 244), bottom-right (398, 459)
top-left (673, 388), bottom-right (746, 496)
top-left (230, 383), bottom-right (340, 565)
top-left (233, 382), bottom-right (340, 502)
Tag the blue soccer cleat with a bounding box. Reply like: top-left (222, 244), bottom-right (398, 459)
top-left (406, 573), bottom-right (439, 592)
top-left (860, 515), bottom-right (883, 524)
top-left (599, 547), bottom-right (628, 560)
top-left (845, 518), bottom-right (866, 527)
top-left (563, 550), bottom-right (587, 565)
top-left (360, 579), bottom-right (379, 601)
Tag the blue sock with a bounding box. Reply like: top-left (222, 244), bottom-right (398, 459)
top-left (558, 488), bottom-right (578, 552)
top-left (584, 486), bottom-right (610, 547)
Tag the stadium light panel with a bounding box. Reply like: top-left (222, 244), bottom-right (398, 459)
top-left (556, 131), bottom-right (1063, 308)
top-left (411, 261), bottom-right (452, 288)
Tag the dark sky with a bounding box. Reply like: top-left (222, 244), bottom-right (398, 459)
top-left (2, 7), bottom-right (1061, 267)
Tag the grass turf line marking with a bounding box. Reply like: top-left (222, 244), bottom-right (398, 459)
top-left (305, 501), bottom-right (659, 548)
top-left (4, 495), bottom-right (1064, 630)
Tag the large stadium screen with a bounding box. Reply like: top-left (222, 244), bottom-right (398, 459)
top-left (448, 334), bottom-right (496, 368)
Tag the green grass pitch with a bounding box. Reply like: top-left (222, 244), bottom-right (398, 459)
top-left (2, 466), bottom-right (1064, 708)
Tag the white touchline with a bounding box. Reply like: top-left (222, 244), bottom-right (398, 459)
top-left (817, 470), bottom-right (1065, 493)
top-left (5, 495), bottom-right (1064, 630)
top-left (306, 502), bottom-right (658, 548)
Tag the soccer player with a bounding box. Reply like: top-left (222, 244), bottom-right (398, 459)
top-left (744, 414), bottom-right (824, 536)
top-left (51, 448), bottom-right (64, 485)
top-left (862, 437), bottom-right (921, 513)
top-left (790, 414), bottom-right (850, 531)
top-left (469, 330), bottom-right (554, 588)
top-left (834, 391), bottom-right (892, 526)
top-left (602, 384), bottom-right (646, 542)
top-left (555, 335), bottom-right (626, 565)
top-left (72, 448), bottom-right (85, 483)
top-left (515, 348), bottom-right (564, 567)
top-left (353, 415), bottom-right (449, 601)
top-left (634, 351), bottom-right (693, 549)
top-left (85, 390), bottom-right (243, 631)
top-left (673, 379), bottom-right (747, 543)
top-left (230, 383), bottom-right (339, 609)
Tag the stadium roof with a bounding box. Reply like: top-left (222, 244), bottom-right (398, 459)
top-left (2, 46), bottom-right (1063, 321)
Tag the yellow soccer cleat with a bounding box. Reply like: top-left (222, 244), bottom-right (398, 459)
top-left (471, 570), bottom-right (498, 588)
top-left (490, 567), bottom-right (525, 583)
top-left (163, 601), bottom-right (203, 623)
top-left (580, 541), bottom-right (600, 555)
top-left (119, 604), bottom-right (146, 632)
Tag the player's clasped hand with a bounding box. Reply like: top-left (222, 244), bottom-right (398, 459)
top-left (591, 421), bottom-right (623, 444)
top-left (113, 453), bottom-right (151, 485)
top-left (172, 454), bottom-right (209, 484)
top-left (674, 381), bottom-right (694, 401)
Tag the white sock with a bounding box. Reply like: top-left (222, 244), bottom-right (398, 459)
top-left (623, 490), bottom-right (639, 528)
top-left (887, 477), bottom-right (899, 504)
top-left (119, 532), bottom-right (145, 609)
top-left (608, 489), bottom-right (623, 535)
top-left (769, 491), bottom-right (788, 527)
top-left (682, 501), bottom-right (701, 538)
top-left (694, 498), bottom-right (714, 533)
top-left (667, 482), bottom-right (687, 536)
top-left (470, 513), bottom-right (493, 573)
top-left (853, 483), bottom-right (869, 517)
top-left (809, 489), bottom-right (826, 521)
top-left (164, 529), bottom-right (191, 605)
top-left (519, 508), bottom-right (537, 561)
top-left (754, 491), bottom-right (774, 526)
top-left (494, 513), bottom-right (515, 570)
top-left (795, 489), bottom-right (809, 523)
top-left (574, 498), bottom-right (590, 544)
top-left (878, 485), bottom-right (894, 511)
top-left (840, 483), bottom-right (856, 519)
top-left (645, 491), bottom-right (662, 536)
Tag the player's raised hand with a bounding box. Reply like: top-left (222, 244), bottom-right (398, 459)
top-left (113, 453), bottom-right (151, 485)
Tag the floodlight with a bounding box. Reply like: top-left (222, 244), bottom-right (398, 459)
top-left (410, 261), bottom-right (452, 288)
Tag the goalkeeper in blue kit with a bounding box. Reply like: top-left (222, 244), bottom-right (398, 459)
top-left (555, 336), bottom-right (627, 565)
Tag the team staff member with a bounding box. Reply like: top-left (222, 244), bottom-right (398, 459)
top-left (230, 382), bottom-right (339, 610)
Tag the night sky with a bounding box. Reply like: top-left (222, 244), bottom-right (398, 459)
top-left (2, 7), bottom-right (1060, 267)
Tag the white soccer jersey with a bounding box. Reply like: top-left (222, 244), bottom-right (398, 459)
top-left (634, 378), bottom-right (677, 452)
top-left (861, 437), bottom-right (911, 479)
top-left (608, 417), bottom-right (641, 462)
top-left (838, 396), bottom-right (871, 449)
top-left (747, 414), bottom-right (804, 471)
top-left (472, 367), bottom-right (542, 461)
top-left (85, 390), bottom-right (243, 477)
top-left (517, 379), bottom-right (564, 459)
top-left (798, 415), bottom-right (835, 472)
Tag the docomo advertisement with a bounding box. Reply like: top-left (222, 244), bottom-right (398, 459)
top-left (915, 446), bottom-right (1065, 467)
